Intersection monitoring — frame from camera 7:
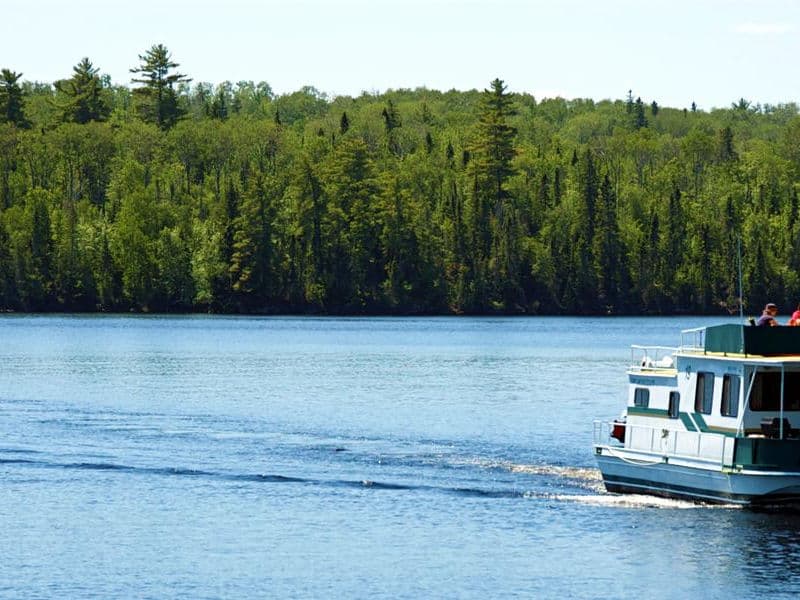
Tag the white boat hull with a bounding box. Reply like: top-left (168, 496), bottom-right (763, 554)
top-left (596, 449), bottom-right (800, 506)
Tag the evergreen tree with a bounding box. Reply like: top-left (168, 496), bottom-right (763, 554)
top-left (0, 218), bottom-right (16, 309)
top-left (716, 126), bottom-right (737, 162)
top-left (0, 69), bottom-right (28, 127)
top-left (663, 187), bottom-right (685, 309)
top-left (572, 150), bottom-right (599, 310)
top-left (339, 111), bottom-right (350, 135)
top-left (466, 78), bottom-right (519, 309)
top-left (633, 97), bottom-right (648, 129)
top-left (650, 100), bottom-right (659, 117)
top-left (382, 99), bottom-right (402, 155)
top-left (130, 44), bottom-right (191, 130)
top-left (25, 189), bottom-right (54, 309)
top-left (54, 58), bottom-right (110, 124)
top-left (209, 85), bottom-right (229, 120)
top-left (381, 99), bottom-right (401, 133)
top-left (322, 137), bottom-right (381, 310)
top-left (639, 209), bottom-right (662, 312)
top-left (230, 175), bottom-right (276, 309)
top-left (470, 79), bottom-right (517, 207)
top-left (594, 174), bottom-right (627, 312)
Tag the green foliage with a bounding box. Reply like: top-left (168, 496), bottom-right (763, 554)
top-left (3, 67), bottom-right (800, 315)
top-left (130, 44), bottom-right (191, 130)
top-left (0, 69), bottom-right (28, 127)
top-left (54, 58), bottom-right (111, 124)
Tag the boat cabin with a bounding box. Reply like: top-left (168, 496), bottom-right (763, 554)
top-left (605, 324), bottom-right (800, 471)
top-left (594, 323), bottom-right (800, 505)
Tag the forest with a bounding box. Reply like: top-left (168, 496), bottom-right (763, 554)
top-left (1, 44), bottom-right (800, 315)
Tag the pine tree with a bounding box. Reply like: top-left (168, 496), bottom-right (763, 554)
top-left (130, 44), bottom-right (191, 130)
top-left (633, 97), bottom-right (648, 129)
top-left (0, 219), bottom-right (16, 309)
top-left (381, 99), bottom-right (401, 133)
top-left (0, 69), bottom-right (28, 127)
top-left (466, 78), bottom-right (519, 309)
top-left (54, 58), bottom-right (110, 123)
top-left (472, 79), bottom-right (517, 204)
top-left (425, 131), bottom-right (434, 154)
top-left (339, 111), bottom-right (350, 135)
top-left (594, 174), bottom-right (627, 312)
top-left (571, 150), bottom-right (599, 311)
top-left (381, 99), bottom-right (402, 155)
top-left (209, 85), bottom-right (229, 120)
top-left (230, 175), bottom-right (276, 309)
top-left (663, 187), bottom-right (685, 309)
top-left (716, 126), bottom-right (737, 162)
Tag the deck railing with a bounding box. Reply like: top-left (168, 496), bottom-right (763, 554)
top-left (680, 326), bottom-right (706, 351)
top-left (593, 419), bottom-right (735, 467)
top-left (630, 345), bottom-right (677, 370)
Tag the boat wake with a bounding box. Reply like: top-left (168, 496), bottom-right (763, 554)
top-left (0, 451), bottom-right (743, 509)
top-left (451, 458), bottom-right (743, 508)
top-left (537, 492), bottom-right (739, 510)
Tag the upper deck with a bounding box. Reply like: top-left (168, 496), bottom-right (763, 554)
top-left (681, 324), bottom-right (800, 360)
top-left (630, 324), bottom-right (800, 376)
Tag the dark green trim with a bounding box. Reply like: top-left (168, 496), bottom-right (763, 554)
top-left (704, 323), bottom-right (800, 356)
top-left (734, 437), bottom-right (800, 471)
top-left (705, 426), bottom-right (739, 437)
top-left (679, 412), bottom-right (697, 432)
top-left (693, 412), bottom-right (710, 432)
top-left (627, 406), bottom-right (669, 418)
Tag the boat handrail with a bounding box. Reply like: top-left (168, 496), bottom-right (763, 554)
top-left (680, 326), bottom-right (706, 351)
top-left (593, 419), bottom-right (734, 468)
top-left (630, 345), bottom-right (677, 370)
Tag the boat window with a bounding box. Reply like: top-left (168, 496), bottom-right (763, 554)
top-left (668, 391), bottom-right (680, 419)
top-left (695, 372), bottom-right (714, 414)
top-left (721, 375), bottom-right (740, 417)
top-left (750, 371), bottom-right (800, 412)
top-left (633, 388), bottom-right (649, 408)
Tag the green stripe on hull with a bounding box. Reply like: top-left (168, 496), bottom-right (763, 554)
top-left (679, 412), bottom-right (697, 431)
top-left (693, 412), bottom-right (709, 432)
top-left (627, 407), bottom-right (669, 418)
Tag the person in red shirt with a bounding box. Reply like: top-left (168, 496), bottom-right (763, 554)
top-left (789, 303), bottom-right (800, 326)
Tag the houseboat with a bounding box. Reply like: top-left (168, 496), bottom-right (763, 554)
top-left (594, 324), bottom-right (800, 506)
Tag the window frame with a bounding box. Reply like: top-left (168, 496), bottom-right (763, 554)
top-left (668, 391), bottom-right (680, 419)
top-left (695, 371), bottom-right (714, 415)
top-left (721, 374), bottom-right (740, 418)
top-left (633, 387), bottom-right (650, 408)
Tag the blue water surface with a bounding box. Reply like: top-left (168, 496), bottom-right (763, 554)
top-left (2, 315), bottom-right (800, 599)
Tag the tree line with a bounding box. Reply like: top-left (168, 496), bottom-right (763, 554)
top-left (1, 44), bottom-right (800, 315)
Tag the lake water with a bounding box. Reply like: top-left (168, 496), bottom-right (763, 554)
top-left (3, 315), bottom-right (800, 599)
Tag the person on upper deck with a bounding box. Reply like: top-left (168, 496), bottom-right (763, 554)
top-left (789, 303), bottom-right (800, 326)
top-left (757, 303), bottom-right (779, 326)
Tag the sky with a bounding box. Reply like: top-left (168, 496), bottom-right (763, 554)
top-left (2, 0), bottom-right (799, 110)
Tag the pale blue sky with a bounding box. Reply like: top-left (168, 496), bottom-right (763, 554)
top-left (3, 0), bottom-right (799, 110)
